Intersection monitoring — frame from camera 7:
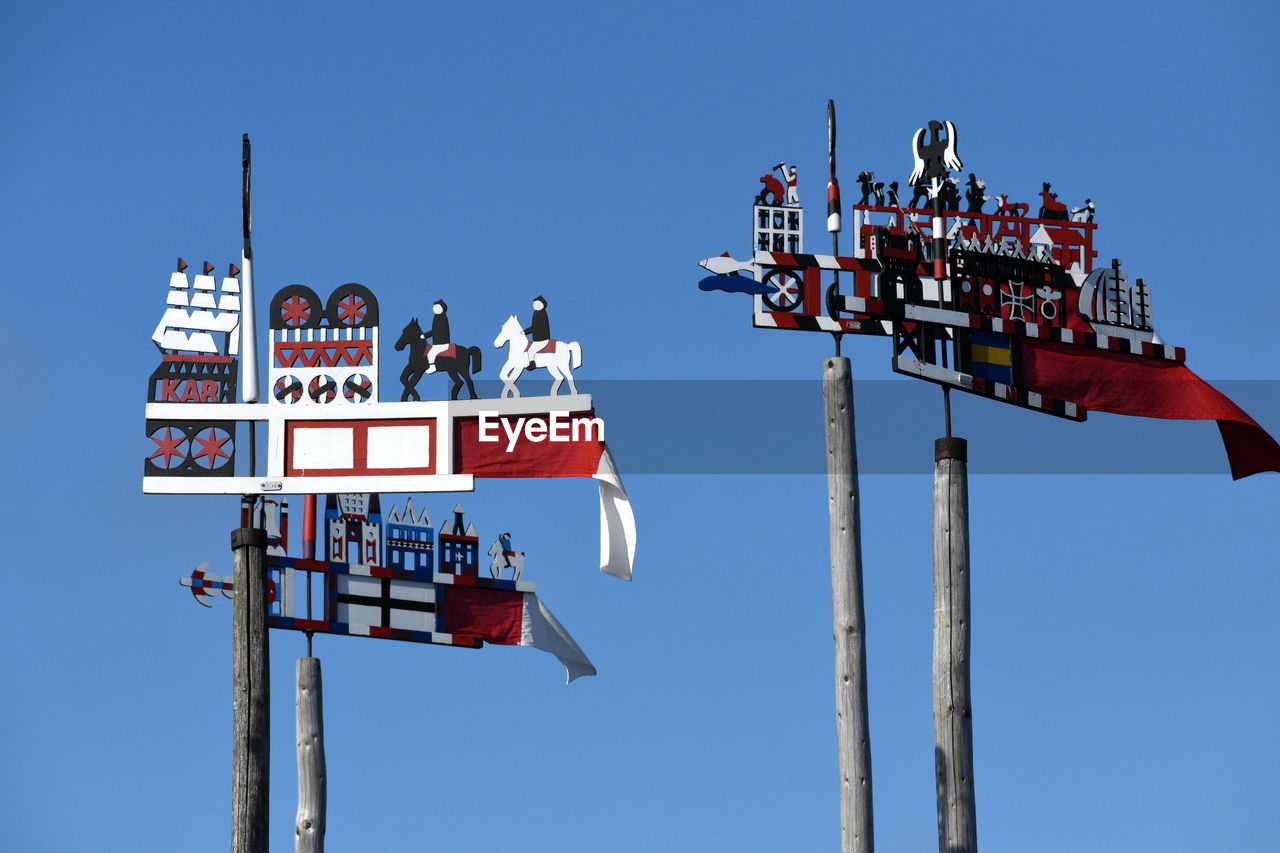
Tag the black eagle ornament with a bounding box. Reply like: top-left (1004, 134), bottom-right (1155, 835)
top-left (909, 120), bottom-right (963, 186)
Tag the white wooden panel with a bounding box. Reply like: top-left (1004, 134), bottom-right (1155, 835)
top-left (267, 419), bottom-right (286, 477)
top-left (340, 602), bottom-right (381, 629)
top-left (291, 427), bottom-right (354, 470)
top-left (392, 583), bottom-right (435, 603)
top-left (389, 608), bottom-right (433, 632)
top-left (366, 425), bottom-right (432, 469)
top-left (389, 581), bottom-right (435, 631)
top-left (143, 474), bottom-right (475, 495)
top-left (893, 356), bottom-right (975, 389)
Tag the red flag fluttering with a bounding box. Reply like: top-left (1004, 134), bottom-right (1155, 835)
top-left (1022, 339), bottom-right (1280, 479)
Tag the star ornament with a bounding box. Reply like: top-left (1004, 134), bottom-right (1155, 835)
top-left (192, 427), bottom-right (233, 469)
top-left (148, 426), bottom-right (189, 469)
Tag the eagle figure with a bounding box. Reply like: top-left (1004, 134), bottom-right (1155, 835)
top-left (909, 120), bottom-right (963, 187)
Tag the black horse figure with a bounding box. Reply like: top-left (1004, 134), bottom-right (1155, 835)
top-left (394, 317), bottom-right (482, 401)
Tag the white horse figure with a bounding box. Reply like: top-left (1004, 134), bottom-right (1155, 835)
top-left (487, 539), bottom-right (524, 581)
top-left (494, 314), bottom-right (582, 398)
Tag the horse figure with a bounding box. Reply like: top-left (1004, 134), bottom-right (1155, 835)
top-left (487, 539), bottom-right (524, 581)
top-left (394, 317), bottom-right (482, 401)
top-left (494, 314), bottom-right (582, 398)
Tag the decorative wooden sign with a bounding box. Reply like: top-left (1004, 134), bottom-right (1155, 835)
top-left (146, 273), bottom-right (636, 578)
top-left (269, 283), bottom-right (379, 407)
top-left (696, 117), bottom-right (1280, 478)
top-left (181, 496), bottom-right (596, 681)
top-left (146, 260), bottom-right (243, 477)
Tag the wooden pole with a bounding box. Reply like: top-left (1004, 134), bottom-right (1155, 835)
top-left (295, 657), bottom-right (327, 853)
top-left (232, 526), bottom-right (270, 853)
top-left (823, 356), bottom-right (875, 853)
top-left (932, 437), bottom-right (977, 852)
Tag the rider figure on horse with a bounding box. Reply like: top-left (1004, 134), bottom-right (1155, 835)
top-left (524, 295), bottom-right (550, 370)
top-left (424, 300), bottom-right (451, 373)
top-left (499, 532), bottom-right (515, 568)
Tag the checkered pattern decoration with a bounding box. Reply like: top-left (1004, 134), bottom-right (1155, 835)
top-left (267, 554), bottom-right (536, 649)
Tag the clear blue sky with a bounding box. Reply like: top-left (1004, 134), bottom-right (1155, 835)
top-left (2, 2), bottom-right (1277, 851)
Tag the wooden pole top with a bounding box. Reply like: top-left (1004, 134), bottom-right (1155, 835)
top-left (231, 528), bottom-right (268, 549)
top-left (934, 437), bottom-right (967, 462)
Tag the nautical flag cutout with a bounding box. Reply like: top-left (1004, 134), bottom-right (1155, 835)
top-left (265, 556), bottom-right (595, 681)
top-left (331, 575), bottom-right (437, 634)
top-left (185, 490), bottom-right (603, 681)
top-left (965, 330), bottom-right (1014, 385)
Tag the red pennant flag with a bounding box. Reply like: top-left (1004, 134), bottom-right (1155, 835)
top-left (229, 263), bottom-right (241, 277)
top-left (202, 261), bottom-right (215, 275)
top-left (176, 257), bottom-right (188, 273)
top-left (442, 586), bottom-right (596, 682)
top-left (1022, 339), bottom-right (1280, 479)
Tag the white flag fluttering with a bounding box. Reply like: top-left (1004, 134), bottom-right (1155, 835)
top-left (593, 447), bottom-right (635, 581)
top-left (523, 595), bottom-right (597, 683)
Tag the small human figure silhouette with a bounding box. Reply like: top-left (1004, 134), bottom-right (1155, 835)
top-left (964, 173), bottom-right (988, 213)
top-left (1071, 198), bottom-right (1095, 223)
top-left (524, 295), bottom-right (550, 370)
top-left (775, 163), bottom-right (799, 205)
top-left (857, 171), bottom-right (876, 205)
top-left (423, 300), bottom-right (451, 373)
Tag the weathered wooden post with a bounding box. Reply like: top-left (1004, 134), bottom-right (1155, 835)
top-left (296, 657), bottom-right (327, 853)
top-left (231, 526), bottom-right (270, 853)
top-left (823, 356), bottom-right (875, 853)
top-left (932, 436), bottom-right (976, 852)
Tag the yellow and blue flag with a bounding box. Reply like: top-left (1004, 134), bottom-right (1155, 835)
top-left (967, 330), bottom-right (1013, 384)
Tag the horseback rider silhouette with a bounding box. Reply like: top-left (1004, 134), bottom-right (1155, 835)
top-left (424, 300), bottom-right (451, 373)
top-left (499, 532), bottom-right (514, 568)
top-left (524, 295), bottom-right (550, 370)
